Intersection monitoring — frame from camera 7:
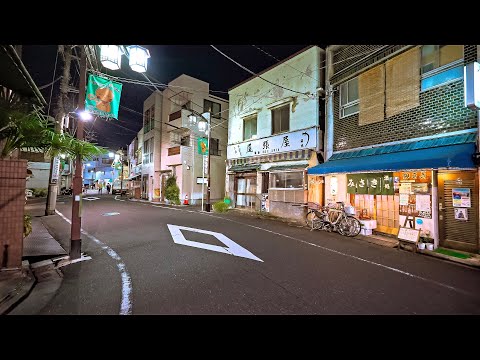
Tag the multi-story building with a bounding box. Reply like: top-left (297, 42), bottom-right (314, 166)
top-left (82, 151), bottom-right (119, 187)
top-left (226, 46), bottom-right (325, 221)
top-left (137, 74), bottom-right (229, 203)
top-left (309, 45), bottom-right (479, 253)
top-left (127, 133), bottom-right (142, 198)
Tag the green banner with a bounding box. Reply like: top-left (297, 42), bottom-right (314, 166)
top-left (85, 74), bottom-right (123, 119)
top-left (347, 172), bottom-right (394, 195)
top-left (198, 137), bottom-right (208, 155)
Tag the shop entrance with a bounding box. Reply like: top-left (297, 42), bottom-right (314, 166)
top-left (234, 173), bottom-right (257, 209)
top-left (141, 174), bottom-right (149, 199)
top-left (438, 171), bottom-right (478, 253)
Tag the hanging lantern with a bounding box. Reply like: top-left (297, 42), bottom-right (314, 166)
top-left (197, 117), bottom-right (208, 133)
top-left (100, 45), bottom-right (122, 70)
top-left (188, 114), bottom-right (197, 125)
top-left (128, 45), bottom-right (150, 73)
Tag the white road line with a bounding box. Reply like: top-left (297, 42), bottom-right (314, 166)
top-left (148, 206), bottom-right (477, 298)
top-left (55, 209), bottom-right (133, 315)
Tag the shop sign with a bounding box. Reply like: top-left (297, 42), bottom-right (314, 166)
top-left (227, 127), bottom-right (317, 159)
top-left (399, 171), bottom-right (430, 183)
top-left (347, 172), bottom-right (394, 195)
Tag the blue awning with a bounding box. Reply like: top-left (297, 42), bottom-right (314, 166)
top-left (308, 142), bottom-right (476, 175)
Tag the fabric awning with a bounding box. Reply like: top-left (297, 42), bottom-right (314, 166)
top-left (228, 164), bottom-right (261, 172)
top-left (267, 162), bottom-right (308, 171)
top-left (308, 142), bottom-right (476, 175)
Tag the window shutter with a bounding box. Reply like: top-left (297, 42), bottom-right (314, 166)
top-left (358, 64), bottom-right (385, 126)
top-left (386, 47), bottom-right (420, 118)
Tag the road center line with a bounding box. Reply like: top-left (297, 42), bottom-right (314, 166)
top-left (55, 209), bottom-right (133, 315)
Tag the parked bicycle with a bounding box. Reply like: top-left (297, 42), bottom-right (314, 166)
top-left (305, 201), bottom-right (361, 237)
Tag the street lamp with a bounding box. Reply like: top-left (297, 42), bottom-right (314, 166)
top-left (192, 111), bottom-right (211, 212)
top-left (70, 45), bottom-right (152, 261)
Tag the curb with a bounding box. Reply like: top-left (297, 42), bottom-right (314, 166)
top-left (0, 261), bottom-right (36, 315)
top-left (417, 249), bottom-right (480, 268)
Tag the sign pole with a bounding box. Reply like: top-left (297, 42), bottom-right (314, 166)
top-left (202, 154), bottom-right (205, 211)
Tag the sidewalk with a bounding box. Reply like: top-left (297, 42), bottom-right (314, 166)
top-left (0, 201), bottom-right (66, 315)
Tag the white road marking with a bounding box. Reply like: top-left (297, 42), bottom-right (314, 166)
top-left (55, 210), bottom-right (133, 315)
top-left (167, 224), bottom-right (263, 262)
top-left (102, 212), bottom-right (120, 216)
top-left (83, 197), bottom-right (100, 201)
top-left (119, 198), bottom-right (478, 297)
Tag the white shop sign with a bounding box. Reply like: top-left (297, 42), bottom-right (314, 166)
top-left (227, 127), bottom-right (317, 159)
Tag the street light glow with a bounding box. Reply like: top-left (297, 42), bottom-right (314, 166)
top-left (188, 114), bottom-right (197, 125)
top-left (100, 45), bottom-right (122, 70)
top-left (198, 117), bottom-right (208, 133)
top-left (79, 111), bottom-right (92, 121)
top-left (109, 152), bottom-right (115, 158)
top-left (128, 45), bottom-right (150, 73)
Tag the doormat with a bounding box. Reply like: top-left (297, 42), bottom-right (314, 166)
top-left (434, 248), bottom-right (472, 259)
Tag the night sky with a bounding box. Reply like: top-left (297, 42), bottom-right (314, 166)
top-left (21, 45), bottom-right (314, 150)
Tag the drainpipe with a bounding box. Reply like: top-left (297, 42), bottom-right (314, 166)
top-left (324, 46), bottom-right (336, 162)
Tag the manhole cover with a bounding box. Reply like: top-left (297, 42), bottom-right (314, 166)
top-left (102, 212), bottom-right (120, 216)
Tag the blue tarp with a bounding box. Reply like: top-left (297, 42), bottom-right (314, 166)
top-left (308, 143), bottom-right (476, 175)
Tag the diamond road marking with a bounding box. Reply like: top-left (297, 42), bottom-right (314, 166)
top-left (84, 197), bottom-right (100, 201)
top-left (167, 224), bottom-right (263, 262)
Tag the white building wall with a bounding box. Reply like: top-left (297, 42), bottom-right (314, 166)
top-left (161, 74), bottom-right (229, 205)
top-left (26, 162), bottom-right (50, 189)
top-left (228, 46), bottom-right (324, 147)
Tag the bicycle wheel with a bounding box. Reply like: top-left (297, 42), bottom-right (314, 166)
top-left (344, 216), bottom-right (362, 237)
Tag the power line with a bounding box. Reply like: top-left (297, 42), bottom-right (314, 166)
top-left (47, 47), bottom-right (59, 117)
top-left (210, 45), bottom-right (310, 97)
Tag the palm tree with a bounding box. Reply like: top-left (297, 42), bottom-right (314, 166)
top-left (0, 92), bottom-right (106, 159)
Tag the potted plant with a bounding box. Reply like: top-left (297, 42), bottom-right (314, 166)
top-left (424, 237), bottom-right (434, 251)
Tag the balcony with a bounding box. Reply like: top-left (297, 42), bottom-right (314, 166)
top-left (168, 108), bottom-right (194, 129)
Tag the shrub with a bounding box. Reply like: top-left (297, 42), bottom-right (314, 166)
top-left (32, 188), bottom-right (48, 197)
top-left (213, 201), bottom-right (229, 213)
top-left (165, 175), bottom-right (180, 205)
top-left (23, 215), bottom-right (32, 238)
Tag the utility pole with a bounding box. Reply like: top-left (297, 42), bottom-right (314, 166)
top-left (46, 45), bottom-right (72, 215)
top-left (70, 46), bottom-right (86, 260)
top-left (120, 149), bottom-right (124, 196)
top-left (206, 113), bottom-right (211, 212)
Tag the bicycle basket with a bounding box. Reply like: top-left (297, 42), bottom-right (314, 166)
top-left (344, 205), bottom-right (356, 216)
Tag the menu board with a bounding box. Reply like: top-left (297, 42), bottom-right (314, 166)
top-left (397, 227), bottom-right (421, 243)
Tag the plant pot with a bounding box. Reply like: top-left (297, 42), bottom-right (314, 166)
top-left (426, 243), bottom-right (434, 251)
top-left (418, 242), bottom-right (426, 250)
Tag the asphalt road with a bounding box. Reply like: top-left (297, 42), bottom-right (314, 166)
top-left (16, 195), bottom-right (480, 314)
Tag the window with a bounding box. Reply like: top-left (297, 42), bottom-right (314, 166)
top-left (149, 105), bottom-right (155, 130)
top-left (340, 77), bottom-right (359, 118)
top-left (421, 45), bottom-right (463, 91)
top-left (143, 109), bottom-right (150, 133)
top-left (243, 115), bottom-right (257, 141)
top-left (204, 99), bottom-right (221, 119)
top-left (210, 138), bottom-right (220, 156)
top-left (181, 135), bottom-right (190, 146)
top-left (271, 104), bottom-right (290, 134)
top-left (269, 171), bottom-right (303, 189)
top-left (143, 139), bottom-right (152, 164)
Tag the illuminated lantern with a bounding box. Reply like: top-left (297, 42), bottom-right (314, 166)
top-left (100, 45), bottom-right (122, 70)
top-left (128, 45), bottom-right (150, 73)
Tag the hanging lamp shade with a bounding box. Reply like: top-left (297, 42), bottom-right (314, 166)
top-left (188, 114), bottom-right (197, 125)
top-left (128, 45), bottom-right (150, 73)
top-left (198, 117), bottom-right (208, 133)
top-left (100, 45), bottom-right (122, 70)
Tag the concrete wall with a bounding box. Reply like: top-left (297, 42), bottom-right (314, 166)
top-left (26, 161), bottom-right (50, 189)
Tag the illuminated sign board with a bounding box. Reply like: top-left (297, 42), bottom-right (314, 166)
top-left (464, 62), bottom-right (480, 110)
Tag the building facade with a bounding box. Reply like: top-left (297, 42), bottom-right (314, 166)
top-left (226, 46), bottom-right (325, 221)
top-left (309, 45), bottom-right (479, 253)
top-left (135, 75), bottom-right (229, 204)
top-left (82, 151), bottom-right (120, 188)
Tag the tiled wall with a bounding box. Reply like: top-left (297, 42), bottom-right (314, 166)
top-left (0, 159), bottom-right (27, 268)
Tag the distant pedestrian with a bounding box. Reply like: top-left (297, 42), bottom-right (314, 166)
top-left (106, 183), bottom-right (111, 194)
top-left (98, 183), bottom-right (103, 194)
